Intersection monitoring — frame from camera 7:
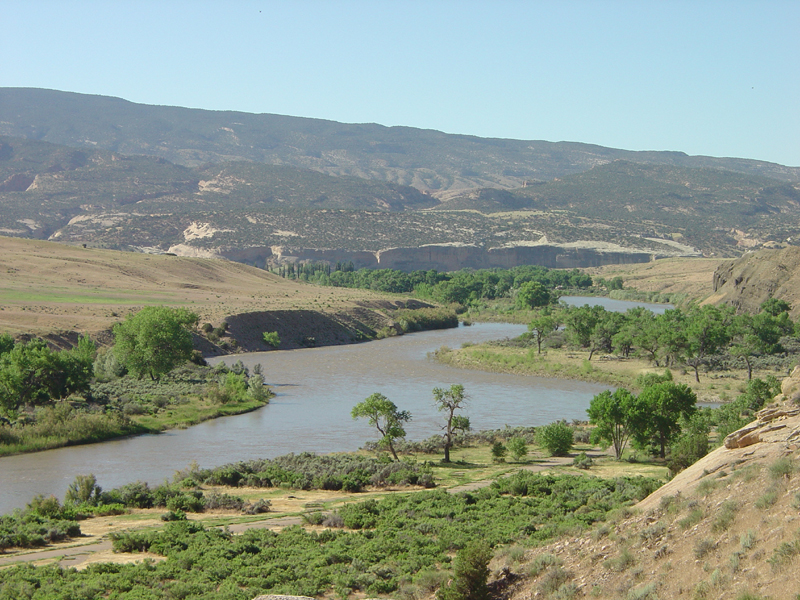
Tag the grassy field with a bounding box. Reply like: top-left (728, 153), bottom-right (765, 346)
top-left (0, 236), bottom-right (414, 337)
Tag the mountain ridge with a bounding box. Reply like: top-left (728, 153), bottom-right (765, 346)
top-left (2, 88), bottom-right (798, 194)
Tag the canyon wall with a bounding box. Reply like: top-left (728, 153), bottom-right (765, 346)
top-left (214, 243), bottom-right (655, 271)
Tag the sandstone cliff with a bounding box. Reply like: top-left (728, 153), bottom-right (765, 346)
top-left (710, 246), bottom-right (800, 319)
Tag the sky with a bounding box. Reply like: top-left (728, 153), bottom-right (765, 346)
top-left (2, 1), bottom-right (799, 166)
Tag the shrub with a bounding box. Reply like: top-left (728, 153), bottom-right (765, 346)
top-left (507, 436), bottom-right (528, 461)
top-left (437, 541), bottom-right (491, 600)
top-left (490, 441), bottom-right (507, 462)
top-left (537, 422), bottom-right (574, 456)
top-left (161, 510), bottom-right (187, 522)
top-left (572, 452), bottom-right (593, 470)
top-left (243, 499), bottom-right (271, 515)
top-left (769, 457), bottom-right (795, 480)
top-left (65, 474), bottom-right (101, 506)
top-left (262, 331), bottom-right (281, 348)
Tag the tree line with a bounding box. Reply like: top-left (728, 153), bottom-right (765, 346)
top-left (274, 263), bottom-right (594, 305)
top-left (528, 298), bottom-right (795, 381)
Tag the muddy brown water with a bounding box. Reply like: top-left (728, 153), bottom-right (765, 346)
top-left (1, 298), bottom-right (671, 514)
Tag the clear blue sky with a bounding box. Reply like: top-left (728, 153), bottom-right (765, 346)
top-left (3, 1), bottom-right (798, 166)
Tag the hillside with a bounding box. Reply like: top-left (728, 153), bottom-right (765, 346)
top-left (504, 370), bottom-right (800, 600)
top-left (709, 247), bottom-right (800, 320)
top-left (0, 135), bottom-right (434, 239)
top-left (443, 161), bottom-right (800, 254)
top-left (0, 235), bottom-right (427, 346)
top-left (2, 88), bottom-right (798, 195)
top-left (3, 135), bottom-right (798, 262)
top-left (3, 89), bottom-right (800, 266)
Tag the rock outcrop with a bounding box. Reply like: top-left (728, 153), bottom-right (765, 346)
top-left (709, 246), bottom-right (800, 319)
top-left (177, 242), bottom-right (656, 272)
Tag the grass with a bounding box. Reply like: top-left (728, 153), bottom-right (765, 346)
top-left (131, 397), bottom-right (267, 431)
top-left (433, 340), bottom-right (777, 398)
top-left (711, 500), bottom-right (738, 533)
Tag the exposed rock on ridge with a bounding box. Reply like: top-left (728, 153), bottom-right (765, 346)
top-left (709, 246), bottom-right (800, 319)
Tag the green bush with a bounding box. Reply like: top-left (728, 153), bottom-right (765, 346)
top-left (507, 436), bottom-right (528, 461)
top-left (537, 422), bottom-right (574, 456)
top-left (437, 541), bottom-right (491, 600)
top-left (262, 331), bottom-right (281, 348)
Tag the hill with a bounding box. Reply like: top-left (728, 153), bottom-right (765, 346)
top-left (708, 247), bottom-right (800, 320)
top-left (0, 135), bottom-right (434, 239)
top-left (3, 89), bottom-right (800, 265)
top-left (505, 370), bottom-right (800, 600)
top-left (0, 235), bottom-right (428, 348)
top-left (2, 88), bottom-right (799, 195)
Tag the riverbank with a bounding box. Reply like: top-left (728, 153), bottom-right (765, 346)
top-left (0, 364), bottom-right (273, 457)
top-left (432, 342), bottom-right (784, 402)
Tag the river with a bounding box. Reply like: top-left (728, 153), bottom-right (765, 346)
top-left (1, 297), bottom-right (672, 513)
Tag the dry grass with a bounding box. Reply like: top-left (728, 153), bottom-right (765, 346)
top-left (0, 235), bottom-right (403, 337)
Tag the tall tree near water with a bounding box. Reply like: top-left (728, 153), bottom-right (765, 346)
top-left (351, 392), bottom-right (411, 461)
top-left (587, 388), bottom-right (646, 459)
top-left (683, 305), bottom-right (732, 382)
top-left (433, 384), bottom-right (470, 463)
top-left (528, 309), bottom-right (559, 354)
top-left (113, 306), bottom-right (198, 380)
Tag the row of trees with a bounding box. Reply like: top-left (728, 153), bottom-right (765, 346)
top-left (352, 384), bottom-right (470, 463)
top-left (529, 299), bottom-right (795, 381)
top-left (277, 264), bottom-right (594, 305)
top-left (588, 374), bottom-right (697, 459)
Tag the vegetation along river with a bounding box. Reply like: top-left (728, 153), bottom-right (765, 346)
top-left (1, 298), bottom-right (671, 513)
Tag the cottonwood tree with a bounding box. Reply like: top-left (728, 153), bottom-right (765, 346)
top-left (636, 381), bottom-right (697, 458)
top-left (528, 309), bottom-right (559, 354)
top-left (433, 384), bottom-right (470, 463)
top-left (113, 306), bottom-right (198, 380)
top-left (516, 281), bottom-right (553, 310)
top-left (683, 305), bottom-right (732, 382)
top-left (351, 392), bottom-right (411, 461)
top-left (731, 312), bottom-right (783, 380)
top-left (587, 388), bottom-right (645, 459)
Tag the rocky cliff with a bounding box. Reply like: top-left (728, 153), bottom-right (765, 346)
top-left (173, 242), bottom-right (656, 272)
top-left (709, 246), bottom-right (800, 318)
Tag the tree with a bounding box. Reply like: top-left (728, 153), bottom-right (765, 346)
top-left (433, 384), bottom-right (470, 463)
top-left (636, 382), bottom-right (697, 458)
top-left (587, 388), bottom-right (645, 459)
top-left (516, 281), bottom-right (553, 310)
top-left (588, 312), bottom-right (625, 360)
top-left (760, 297), bottom-right (791, 317)
top-left (536, 421), bottom-right (573, 456)
top-left (351, 392), bottom-right (411, 461)
top-left (527, 310), bottom-right (559, 354)
top-left (563, 305), bottom-right (606, 348)
top-left (682, 305), bottom-right (732, 382)
top-left (731, 312), bottom-right (782, 380)
top-left (0, 337), bottom-right (96, 413)
top-left (437, 541), bottom-right (491, 600)
top-left (113, 306), bottom-right (198, 380)
top-left (507, 436), bottom-right (528, 461)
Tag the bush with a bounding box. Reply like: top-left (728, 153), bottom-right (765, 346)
top-left (262, 331), bottom-right (281, 348)
top-left (537, 422), bottom-right (574, 456)
top-left (437, 541), bottom-right (492, 600)
top-left (490, 441), bottom-right (507, 463)
top-left (572, 452), bottom-right (593, 470)
top-left (507, 436), bottom-right (528, 461)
